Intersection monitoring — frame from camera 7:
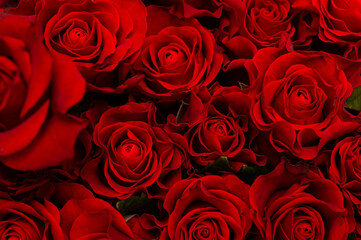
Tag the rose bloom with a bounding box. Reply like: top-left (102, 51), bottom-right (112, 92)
top-left (313, 0), bottom-right (361, 58)
top-left (0, 15), bottom-right (86, 170)
top-left (327, 133), bottom-right (361, 233)
top-left (34, 0), bottom-right (147, 91)
top-left (60, 198), bottom-right (133, 240)
top-left (250, 162), bottom-right (355, 240)
top-left (185, 86), bottom-right (260, 171)
top-left (217, 0), bottom-right (319, 71)
top-left (130, 6), bottom-right (222, 99)
top-left (161, 175), bottom-right (252, 240)
top-left (247, 48), bottom-right (360, 160)
top-left (81, 102), bottom-right (189, 199)
top-left (0, 197), bottom-right (64, 239)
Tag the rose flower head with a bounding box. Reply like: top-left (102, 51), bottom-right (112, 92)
top-left (247, 48), bottom-right (361, 160)
top-left (130, 6), bottom-right (223, 100)
top-left (36, 0), bottom-right (147, 91)
top-left (81, 102), bottom-right (189, 199)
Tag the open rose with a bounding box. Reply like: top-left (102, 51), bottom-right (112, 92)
top-left (250, 162), bottom-right (354, 240)
top-left (184, 86), bottom-right (260, 171)
top-left (160, 175), bottom-right (251, 240)
top-left (247, 48), bottom-right (360, 160)
top-left (161, 175), bottom-right (252, 239)
top-left (0, 15), bottom-right (86, 170)
top-left (217, 0), bottom-right (319, 71)
top-left (81, 102), bottom-right (189, 199)
top-left (327, 133), bottom-right (361, 233)
top-left (130, 6), bottom-right (222, 99)
top-left (36, 0), bottom-right (147, 91)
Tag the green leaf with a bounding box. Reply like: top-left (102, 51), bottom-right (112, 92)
top-left (196, 156), bottom-right (236, 174)
top-left (116, 194), bottom-right (154, 216)
top-left (238, 165), bottom-right (270, 184)
top-left (346, 85), bottom-right (361, 111)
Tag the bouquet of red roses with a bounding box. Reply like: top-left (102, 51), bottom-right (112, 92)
top-left (1, 0), bottom-right (361, 239)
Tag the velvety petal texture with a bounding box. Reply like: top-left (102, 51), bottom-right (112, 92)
top-left (250, 162), bottom-right (354, 240)
top-left (131, 6), bottom-right (223, 99)
top-left (0, 15), bottom-right (86, 171)
top-left (161, 175), bottom-right (252, 240)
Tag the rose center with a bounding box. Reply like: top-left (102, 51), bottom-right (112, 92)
top-left (120, 142), bottom-right (141, 158)
top-left (116, 140), bottom-right (143, 170)
top-left (194, 223), bottom-right (214, 239)
top-left (294, 221), bottom-right (314, 240)
top-left (200, 228), bottom-right (209, 237)
top-left (209, 122), bottom-right (228, 136)
top-left (67, 27), bottom-right (88, 47)
top-left (164, 50), bottom-right (179, 65)
top-left (290, 88), bottom-right (312, 108)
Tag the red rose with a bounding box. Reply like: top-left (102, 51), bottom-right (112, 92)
top-left (250, 162), bottom-right (354, 240)
top-left (218, 0), bottom-right (319, 71)
top-left (0, 15), bottom-right (86, 170)
top-left (328, 133), bottom-right (361, 232)
top-left (313, 0), bottom-right (361, 58)
top-left (36, 0), bottom-right (147, 91)
top-left (185, 86), bottom-right (260, 171)
top-left (0, 197), bottom-right (64, 239)
top-left (60, 198), bottom-right (133, 240)
top-left (130, 6), bottom-right (223, 99)
top-left (161, 175), bottom-right (252, 239)
top-left (81, 102), bottom-right (189, 199)
top-left (247, 48), bottom-right (360, 160)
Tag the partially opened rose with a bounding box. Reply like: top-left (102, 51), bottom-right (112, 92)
top-left (328, 133), bottom-right (361, 232)
top-left (81, 102), bottom-right (189, 199)
top-left (131, 6), bottom-right (222, 99)
top-left (0, 15), bottom-right (86, 170)
top-left (161, 175), bottom-right (252, 240)
top-left (247, 48), bottom-right (360, 160)
top-left (250, 162), bottom-right (354, 240)
top-left (185, 86), bottom-right (260, 171)
top-left (36, 0), bottom-right (147, 90)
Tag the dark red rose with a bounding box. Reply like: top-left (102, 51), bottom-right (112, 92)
top-left (0, 197), bottom-right (64, 239)
top-left (36, 0), bottom-right (147, 91)
top-left (60, 198), bottom-right (133, 240)
top-left (250, 162), bottom-right (355, 240)
top-left (0, 15), bottom-right (86, 170)
top-left (218, 0), bottom-right (318, 71)
top-left (313, 0), bottom-right (361, 58)
top-left (130, 6), bottom-right (223, 99)
top-left (247, 48), bottom-right (361, 160)
top-left (327, 133), bottom-right (361, 233)
top-left (160, 175), bottom-right (252, 240)
top-left (81, 102), bottom-right (189, 199)
top-left (184, 86), bottom-right (261, 171)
